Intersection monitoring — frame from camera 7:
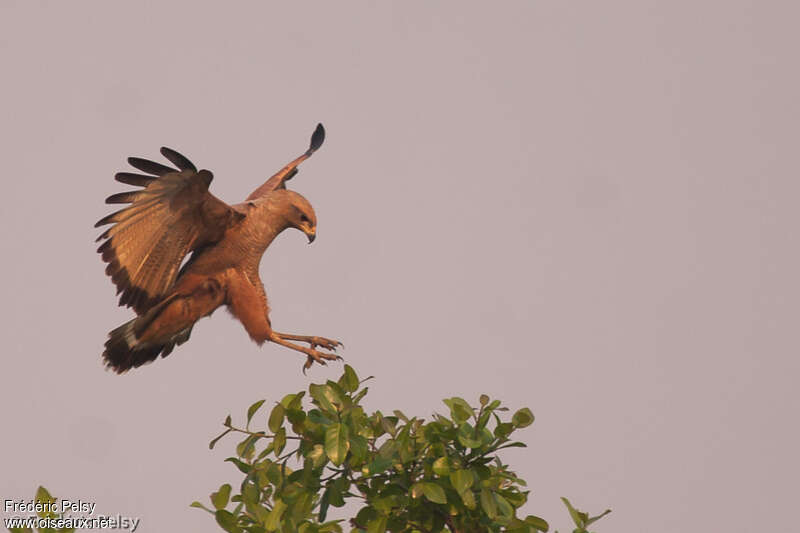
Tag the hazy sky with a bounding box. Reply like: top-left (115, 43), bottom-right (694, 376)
top-left (2, 2), bottom-right (798, 532)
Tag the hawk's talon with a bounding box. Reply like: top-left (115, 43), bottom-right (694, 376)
top-left (305, 336), bottom-right (342, 351)
top-left (300, 346), bottom-right (341, 372)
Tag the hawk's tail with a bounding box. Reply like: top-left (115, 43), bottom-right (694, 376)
top-left (102, 309), bottom-right (192, 374)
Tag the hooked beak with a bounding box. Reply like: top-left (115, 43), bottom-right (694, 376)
top-left (306, 230), bottom-right (316, 244)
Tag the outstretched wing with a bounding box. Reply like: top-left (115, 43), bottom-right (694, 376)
top-left (246, 123), bottom-right (325, 201)
top-left (96, 147), bottom-right (245, 314)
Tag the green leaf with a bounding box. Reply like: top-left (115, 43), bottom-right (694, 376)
top-left (496, 441), bottom-right (527, 450)
top-left (340, 364), bottom-right (360, 392)
top-left (325, 380), bottom-right (348, 406)
top-left (494, 422), bottom-right (514, 439)
top-left (481, 489), bottom-right (498, 518)
top-left (380, 416), bottom-right (398, 437)
top-left (392, 409), bottom-right (409, 422)
top-left (366, 515), bottom-right (387, 533)
top-left (325, 423), bottom-right (350, 466)
top-left (214, 509), bottom-right (242, 533)
top-left (190, 501), bottom-right (213, 513)
top-left (560, 497), bottom-right (584, 527)
top-left (495, 493), bottom-right (514, 518)
top-left (318, 489), bottom-right (331, 522)
top-left (35, 486), bottom-right (57, 518)
top-left (353, 387), bottom-right (369, 404)
top-left (281, 481), bottom-right (306, 503)
top-left (279, 392), bottom-right (299, 409)
top-left (256, 440), bottom-right (275, 462)
top-left (308, 443), bottom-right (327, 468)
top-left (310, 383), bottom-right (339, 414)
top-left (211, 483), bottom-right (232, 510)
top-left (443, 397), bottom-right (473, 424)
top-left (264, 499), bottom-right (287, 531)
top-left (242, 483), bottom-right (260, 508)
top-left (247, 399), bottom-right (266, 428)
top-left (328, 483), bottom-right (347, 508)
top-left (477, 409), bottom-right (492, 429)
top-left (512, 408), bottom-right (534, 428)
top-left (502, 489), bottom-right (527, 507)
top-left (586, 509), bottom-right (612, 526)
top-left (273, 427), bottom-right (286, 455)
top-left (225, 457), bottom-right (252, 474)
top-left (450, 469), bottom-right (473, 494)
top-left (432, 456), bottom-right (450, 476)
top-left (505, 518), bottom-right (529, 533)
top-left (367, 456), bottom-right (393, 475)
top-left (266, 462), bottom-right (284, 485)
top-left (236, 434), bottom-right (259, 460)
top-left (287, 408), bottom-right (306, 425)
top-left (422, 482), bottom-right (447, 504)
top-left (460, 488), bottom-right (477, 509)
top-left (308, 409), bottom-right (334, 425)
top-left (457, 423), bottom-right (483, 449)
top-left (355, 507), bottom-right (378, 526)
top-left (348, 434), bottom-right (368, 465)
top-left (268, 403), bottom-right (285, 433)
top-left (376, 438), bottom-right (397, 459)
top-left (525, 515), bottom-right (550, 532)
top-left (371, 496), bottom-right (395, 513)
top-left (35, 486), bottom-right (54, 503)
top-left (252, 500), bottom-right (270, 525)
top-left (586, 509), bottom-right (611, 526)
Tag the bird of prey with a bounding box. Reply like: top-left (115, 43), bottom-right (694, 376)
top-left (95, 124), bottom-right (342, 373)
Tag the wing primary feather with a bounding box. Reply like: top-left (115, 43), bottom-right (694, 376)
top-left (95, 211), bottom-right (121, 228)
top-left (115, 172), bottom-right (156, 187)
top-left (160, 147), bottom-right (197, 172)
top-left (105, 191), bottom-right (142, 204)
top-left (306, 123), bottom-right (325, 155)
top-left (128, 157), bottom-right (175, 176)
top-left (95, 227), bottom-right (112, 241)
top-left (95, 196), bottom-right (163, 231)
top-left (244, 123), bottom-right (325, 200)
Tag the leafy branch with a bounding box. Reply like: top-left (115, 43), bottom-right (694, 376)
top-left (195, 364), bottom-right (610, 533)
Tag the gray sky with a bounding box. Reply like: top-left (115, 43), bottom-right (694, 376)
top-left (2, 2), bottom-right (798, 532)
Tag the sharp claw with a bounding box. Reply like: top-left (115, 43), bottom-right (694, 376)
top-left (303, 354), bottom-right (315, 373)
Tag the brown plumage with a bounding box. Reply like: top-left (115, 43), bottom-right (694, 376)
top-left (96, 124), bottom-right (342, 373)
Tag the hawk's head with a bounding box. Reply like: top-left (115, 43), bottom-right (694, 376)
top-left (285, 191), bottom-right (318, 243)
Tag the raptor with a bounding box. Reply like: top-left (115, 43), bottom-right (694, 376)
top-left (95, 124), bottom-right (341, 373)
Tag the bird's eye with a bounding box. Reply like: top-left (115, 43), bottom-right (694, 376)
top-left (300, 214), bottom-right (310, 224)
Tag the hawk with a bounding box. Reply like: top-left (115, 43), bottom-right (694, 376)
top-left (96, 124), bottom-right (342, 373)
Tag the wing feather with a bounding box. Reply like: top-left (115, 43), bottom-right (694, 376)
top-left (160, 146), bottom-right (197, 172)
top-left (127, 157), bottom-right (175, 176)
top-left (245, 123), bottom-right (325, 201)
top-left (105, 190), bottom-right (145, 204)
top-left (115, 172), bottom-right (157, 187)
top-left (97, 151), bottom-right (244, 314)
